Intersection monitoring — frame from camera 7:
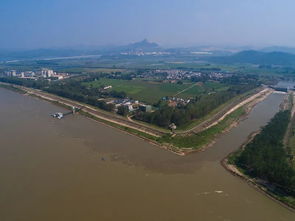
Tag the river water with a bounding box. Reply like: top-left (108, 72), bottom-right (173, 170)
top-left (0, 88), bottom-right (294, 221)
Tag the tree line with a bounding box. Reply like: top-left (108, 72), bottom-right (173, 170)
top-left (134, 84), bottom-right (257, 128)
top-left (235, 110), bottom-right (295, 196)
top-left (0, 77), bottom-right (124, 112)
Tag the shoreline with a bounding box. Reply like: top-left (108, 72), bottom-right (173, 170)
top-left (172, 88), bottom-right (273, 155)
top-left (175, 87), bottom-right (270, 135)
top-left (0, 83), bottom-right (185, 156)
top-left (221, 132), bottom-right (295, 212)
top-left (0, 82), bottom-right (272, 156)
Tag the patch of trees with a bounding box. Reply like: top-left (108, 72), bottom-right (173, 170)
top-left (80, 72), bottom-right (135, 82)
top-left (134, 84), bottom-right (257, 128)
top-left (109, 90), bottom-right (126, 99)
top-left (0, 77), bottom-right (116, 112)
top-left (235, 111), bottom-right (295, 196)
top-left (0, 77), bottom-right (48, 89)
top-left (190, 75), bottom-right (210, 82)
top-left (220, 74), bottom-right (259, 85)
top-left (44, 81), bottom-right (116, 112)
top-left (117, 105), bottom-right (129, 116)
top-left (45, 85), bottom-right (115, 112)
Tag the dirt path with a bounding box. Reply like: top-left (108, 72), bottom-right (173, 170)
top-left (174, 83), bottom-right (197, 96)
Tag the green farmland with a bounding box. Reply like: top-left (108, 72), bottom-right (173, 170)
top-left (85, 78), bottom-right (228, 104)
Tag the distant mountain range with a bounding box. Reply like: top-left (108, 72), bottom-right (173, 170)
top-left (210, 50), bottom-right (295, 66)
top-left (261, 46), bottom-right (295, 55)
top-left (101, 39), bottom-right (161, 54)
top-left (0, 39), bottom-right (162, 61)
top-left (1, 40), bottom-right (295, 66)
top-left (122, 39), bottom-right (159, 51)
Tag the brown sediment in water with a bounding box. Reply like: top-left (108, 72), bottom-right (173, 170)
top-left (1, 85), bottom-right (294, 221)
top-left (0, 82), bottom-right (273, 156)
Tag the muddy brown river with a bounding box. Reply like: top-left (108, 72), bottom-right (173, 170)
top-left (0, 88), bottom-right (294, 221)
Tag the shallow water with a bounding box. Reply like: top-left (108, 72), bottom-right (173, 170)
top-left (0, 88), bottom-right (294, 221)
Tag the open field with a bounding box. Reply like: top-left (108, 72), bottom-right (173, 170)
top-left (85, 78), bottom-right (228, 104)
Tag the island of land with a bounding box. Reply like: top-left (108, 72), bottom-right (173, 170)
top-left (1, 43), bottom-right (295, 211)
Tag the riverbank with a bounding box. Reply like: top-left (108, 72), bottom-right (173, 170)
top-left (222, 152), bottom-right (295, 211)
top-left (0, 83), bottom-right (25, 94)
top-left (1, 86), bottom-right (294, 221)
top-left (176, 88), bottom-right (273, 135)
top-left (0, 82), bottom-right (273, 156)
top-left (159, 88), bottom-right (273, 155)
top-left (222, 110), bottom-right (295, 211)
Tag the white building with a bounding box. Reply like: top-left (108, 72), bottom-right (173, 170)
top-left (41, 68), bottom-right (55, 78)
top-left (103, 85), bottom-right (112, 90)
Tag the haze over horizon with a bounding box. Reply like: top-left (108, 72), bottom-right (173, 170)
top-left (1, 0), bottom-right (295, 49)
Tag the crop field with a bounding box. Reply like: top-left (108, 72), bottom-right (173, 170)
top-left (85, 78), bottom-right (228, 104)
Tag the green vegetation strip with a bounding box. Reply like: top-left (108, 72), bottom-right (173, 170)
top-left (0, 83), bottom-right (25, 93)
top-left (79, 110), bottom-right (158, 141)
top-left (176, 88), bottom-right (258, 131)
top-left (158, 107), bottom-right (246, 150)
top-left (230, 110), bottom-right (295, 208)
top-left (79, 105), bottom-right (247, 154)
top-left (287, 114), bottom-right (295, 169)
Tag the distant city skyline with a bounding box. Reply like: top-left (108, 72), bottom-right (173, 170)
top-left (1, 0), bottom-right (295, 49)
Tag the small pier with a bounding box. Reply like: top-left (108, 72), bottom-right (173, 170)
top-left (51, 106), bottom-right (82, 119)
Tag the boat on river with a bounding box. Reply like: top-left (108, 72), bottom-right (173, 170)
top-left (51, 112), bottom-right (64, 119)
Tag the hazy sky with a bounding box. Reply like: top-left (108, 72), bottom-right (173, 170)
top-left (1, 0), bottom-right (295, 49)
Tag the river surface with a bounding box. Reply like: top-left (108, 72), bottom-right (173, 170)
top-left (275, 81), bottom-right (295, 89)
top-left (0, 88), bottom-right (294, 221)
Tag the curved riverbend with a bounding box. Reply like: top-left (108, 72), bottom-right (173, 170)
top-left (0, 88), bottom-right (294, 221)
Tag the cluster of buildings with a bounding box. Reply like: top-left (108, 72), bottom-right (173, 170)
top-left (107, 98), bottom-right (153, 113)
top-left (136, 69), bottom-right (231, 82)
top-left (165, 70), bottom-right (202, 80)
top-left (3, 68), bottom-right (69, 80)
top-left (120, 51), bottom-right (171, 56)
top-left (208, 72), bottom-right (232, 79)
top-left (162, 96), bottom-right (191, 107)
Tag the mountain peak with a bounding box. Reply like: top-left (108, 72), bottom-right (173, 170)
top-left (127, 39), bottom-right (159, 50)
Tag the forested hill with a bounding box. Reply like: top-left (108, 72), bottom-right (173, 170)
top-left (210, 50), bottom-right (295, 66)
